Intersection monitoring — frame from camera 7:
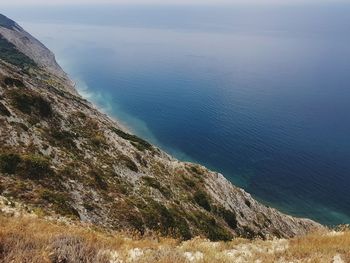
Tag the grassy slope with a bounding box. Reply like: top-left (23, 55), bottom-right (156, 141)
top-left (0, 213), bottom-right (348, 263)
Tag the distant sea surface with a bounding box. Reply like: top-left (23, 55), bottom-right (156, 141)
top-left (5, 4), bottom-right (350, 225)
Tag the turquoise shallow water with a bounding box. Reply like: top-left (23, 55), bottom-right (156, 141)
top-left (5, 4), bottom-right (350, 225)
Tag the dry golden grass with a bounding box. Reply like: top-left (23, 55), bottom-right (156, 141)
top-left (0, 214), bottom-right (349, 263)
top-left (281, 229), bottom-right (350, 262)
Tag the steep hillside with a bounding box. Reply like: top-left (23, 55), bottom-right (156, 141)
top-left (0, 14), bottom-right (321, 242)
top-left (0, 14), bottom-right (74, 94)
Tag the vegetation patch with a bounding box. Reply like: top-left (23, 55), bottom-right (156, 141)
top-left (0, 152), bottom-right (54, 179)
top-left (40, 189), bottom-right (79, 218)
top-left (112, 178), bottom-right (129, 195)
top-left (49, 129), bottom-right (77, 150)
top-left (214, 206), bottom-right (238, 229)
top-left (185, 165), bottom-right (205, 183)
top-left (3, 77), bottom-right (25, 87)
top-left (186, 165), bottom-right (203, 176)
top-left (0, 101), bottom-right (11, 116)
top-left (21, 155), bottom-right (53, 180)
top-left (135, 198), bottom-right (191, 239)
top-left (91, 134), bottom-right (106, 148)
top-left (192, 211), bottom-right (233, 241)
top-left (9, 89), bottom-right (53, 118)
top-left (193, 189), bottom-right (211, 211)
top-left (89, 168), bottom-right (108, 190)
top-left (0, 36), bottom-right (37, 68)
top-left (168, 207), bottom-right (192, 240)
top-left (142, 176), bottom-right (172, 198)
top-left (118, 155), bottom-right (138, 172)
top-left (111, 127), bottom-right (153, 152)
top-left (181, 174), bottom-right (196, 188)
top-left (0, 152), bottom-right (21, 174)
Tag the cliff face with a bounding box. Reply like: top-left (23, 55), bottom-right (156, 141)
top-left (0, 14), bottom-right (321, 241)
top-left (0, 14), bottom-right (75, 95)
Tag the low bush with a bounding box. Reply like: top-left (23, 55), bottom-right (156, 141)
top-left (136, 198), bottom-right (191, 238)
top-left (142, 176), bottom-right (172, 198)
top-left (192, 211), bottom-right (233, 241)
top-left (193, 189), bottom-right (211, 211)
top-left (215, 206), bottom-right (238, 229)
top-left (111, 127), bottom-right (153, 152)
top-left (0, 153), bottom-right (54, 182)
top-left (3, 77), bottom-right (25, 87)
top-left (10, 89), bottom-right (53, 118)
top-left (91, 134), bottom-right (106, 148)
top-left (0, 152), bottom-right (21, 174)
top-left (50, 129), bottom-right (77, 150)
top-left (118, 155), bottom-right (138, 172)
top-left (181, 174), bottom-right (196, 188)
top-left (22, 155), bottom-right (53, 179)
top-left (40, 190), bottom-right (79, 218)
top-left (89, 168), bottom-right (108, 190)
top-left (0, 101), bottom-right (11, 116)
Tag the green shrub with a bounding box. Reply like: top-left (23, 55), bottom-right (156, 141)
top-left (83, 203), bottom-right (95, 212)
top-left (0, 153), bottom-right (53, 180)
top-left (215, 206), bottom-right (238, 229)
top-left (3, 77), bottom-right (25, 87)
top-left (50, 130), bottom-right (76, 150)
top-left (89, 168), bottom-right (108, 190)
top-left (190, 166), bottom-right (201, 174)
top-left (192, 211), bottom-right (233, 241)
top-left (40, 190), bottom-right (79, 218)
top-left (142, 176), bottom-right (172, 198)
top-left (137, 199), bottom-right (173, 235)
top-left (22, 155), bottom-right (53, 179)
top-left (0, 153), bottom-right (21, 174)
top-left (10, 90), bottom-right (52, 118)
top-left (130, 198), bottom-right (191, 239)
top-left (181, 174), bottom-right (196, 188)
top-left (75, 111), bottom-right (86, 119)
top-left (128, 213), bottom-right (145, 234)
top-left (91, 134), bottom-right (106, 148)
top-left (0, 102), bottom-right (11, 116)
top-left (118, 155), bottom-right (138, 172)
top-left (193, 190), bottom-right (211, 211)
top-left (0, 36), bottom-right (37, 68)
top-left (168, 207), bottom-right (192, 240)
top-left (111, 127), bottom-right (153, 152)
top-left (185, 165), bottom-right (205, 183)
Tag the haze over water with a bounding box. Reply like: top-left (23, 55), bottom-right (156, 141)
top-left (5, 3), bottom-right (350, 225)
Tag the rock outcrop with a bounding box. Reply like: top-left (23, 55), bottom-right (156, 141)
top-left (0, 14), bottom-right (322, 241)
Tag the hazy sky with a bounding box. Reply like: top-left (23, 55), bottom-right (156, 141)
top-left (3, 0), bottom-right (347, 6)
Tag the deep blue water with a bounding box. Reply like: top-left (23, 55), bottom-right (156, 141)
top-left (4, 4), bottom-right (350, 225)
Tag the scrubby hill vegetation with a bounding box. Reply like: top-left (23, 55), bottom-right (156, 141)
top-left (0, 211), bottom-right (348, 263)
top-left (0, 36), bottom-right (36, 69)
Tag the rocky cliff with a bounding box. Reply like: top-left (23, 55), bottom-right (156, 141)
top-left (0, 14), bottom-right (321, 241)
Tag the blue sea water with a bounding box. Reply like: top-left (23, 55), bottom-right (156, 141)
top-left (4, 4), bottom-right (350, 225)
